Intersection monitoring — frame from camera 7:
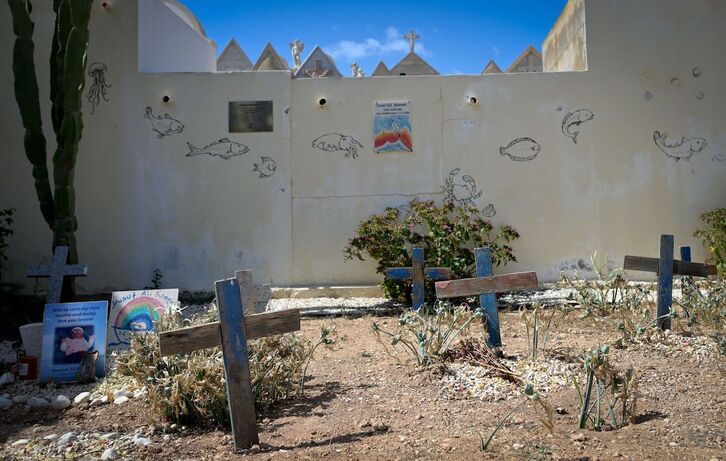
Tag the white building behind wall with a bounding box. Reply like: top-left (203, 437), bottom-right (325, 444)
top-left (0, 0), bottom-right (723, 294)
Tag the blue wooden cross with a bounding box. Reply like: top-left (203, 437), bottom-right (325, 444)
top-left (27, 246), bottom-right (87, 303)
top-left (624, 235), bottom-right (717, 330)
top-left (476, 247), bottom-right (502, 348)
top-left (384, 247), bottom-right (452, 310)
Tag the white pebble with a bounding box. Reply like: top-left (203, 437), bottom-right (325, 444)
top-left (101, 448), bottom-right (119, 460)
top-left (113, 389), bottom-right (134, 399)
top-left (12, 395), bottom-right (29, 404)
top-left (27, 397), bottom-right (50, 408)
top-left (101, 432), bottom-right (119, 440)
top-left (74, 392), bottom-right (91, 405)
top-left (113, 396), bottom-right (129, 405)
top-left (0, 397), bottom-right (13, 410)
top-left (51, 395), bottom-right (71, 410)
top-left (11, 439), bottom-right (29, 446)
top-left (133, 435), bottom-right (152, 446)
top-left (57, 431), bottom-right (77, 446)
top-left (44, 434), bottom-right (58, 441)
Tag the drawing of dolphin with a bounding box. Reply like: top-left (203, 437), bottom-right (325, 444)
top-left (312, 133), bottom-right (364, 159)
top-left (186, 138), bottom-right (249, 159)
top-left (653, 131), bottom-right (706, 161)
top-left (144, 106), bottom-right (184, 138)
top-left (562, 109), bottom-right (594, 144)
top-left (500, 137), bottom-right (541, 161)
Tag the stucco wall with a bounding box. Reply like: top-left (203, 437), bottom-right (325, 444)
top-left (0, 0), bottom-right (724, 294)
top-left (543, 0), bottom-right (587, 72)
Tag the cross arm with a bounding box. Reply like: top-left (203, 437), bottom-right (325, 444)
top-left (435, 272), bottom-right (539, 299)
top-left (159, 309), bottom-right (300, 356)
top-left (384, 267), bottom-right (453, 281)
top-left (624, 256), bottom-right (717, 277)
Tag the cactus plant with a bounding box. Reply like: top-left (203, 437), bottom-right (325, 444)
top-left (8, 0), bottom-right (93, 281)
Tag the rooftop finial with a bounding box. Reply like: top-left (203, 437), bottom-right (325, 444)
top-left (403, 30), bottom-right (421, 53)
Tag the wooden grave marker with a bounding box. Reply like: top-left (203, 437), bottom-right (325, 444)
top-left (475, 248), bottom-right (501, 349)
top-left (27, 246), bottom-right (88, 303)
top-left (435, 267), bottom-right (539, 345)
top-left (384, 247), bottom-right (452, 310)
top-left (623, 235), bottom-right (716, 330)
top-left (159, 270), bottom-right (300, 449)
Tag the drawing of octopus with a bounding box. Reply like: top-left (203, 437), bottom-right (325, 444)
top-left (312, 133), bottom-right (364, 159)
top-left (443, 168), bottom-right (483, 206)
top-left (86, 62), bottom-right (111, 114)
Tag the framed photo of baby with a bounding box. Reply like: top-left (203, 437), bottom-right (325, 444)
top-left (40, 301), bottom-right (108, 384)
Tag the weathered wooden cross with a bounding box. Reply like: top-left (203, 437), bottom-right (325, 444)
top-left (624, 234), bottom-right (716, 330)
top-left (434, 265), bottom-right (539, 347)
top-left (159, 270), bottom-right (300, 450)
top-left (384, 247), bottom-right (452, 310)
top-left (27, 246), bottom-right (87, 303)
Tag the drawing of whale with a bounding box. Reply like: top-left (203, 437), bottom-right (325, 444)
top-left (144, 106), bottom-right (184, 138)
top-left (653, 131), bottom-right (706, 161)
top-left (500, 137), bottom-right (541, 161)
top-left (186, 138), bottom-right (249, 159)
top-left (312, 133), bottom-right (364, 159)
top-left (562, 109), bottom-right (594, 144)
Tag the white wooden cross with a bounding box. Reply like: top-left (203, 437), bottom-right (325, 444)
top-left (27, 246), bottom-right (87, 303)
top-left (403, 30), bottom-right (421, 53)
top-left (159, 270), bottom-right (300, 450)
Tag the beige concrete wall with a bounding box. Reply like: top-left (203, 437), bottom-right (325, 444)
top-left (543, 0), bottom-right (587, 72)
top-left (1, 0), bottom-right (724, 293)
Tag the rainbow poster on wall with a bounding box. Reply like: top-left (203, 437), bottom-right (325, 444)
top-left (107, 289), bottom-right (179, 351)
top-left (373, 100), bottom-right (413, 154)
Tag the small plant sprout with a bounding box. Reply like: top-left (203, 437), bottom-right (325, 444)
top-left (575, 345), bottom-right (638, 431)
top-left (479, 383), bottom-right (553, 451)
top-left (372, 302), bottom-right (485, 366)
top-left (300, 323), bottom-right (336, 394)
top-left (520, 304), bottom-right (564, 361)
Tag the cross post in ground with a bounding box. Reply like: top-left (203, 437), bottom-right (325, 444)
top-left (475, 248), bottom-right (501, 348)
top-left (159, 270), bottom-right (300, 450)
top-left (27, 246), bottom-right (87, 303)
top-left (623, 235), bottom-right (717, 330)
top-left (384, 247), bottom-right (452, 310)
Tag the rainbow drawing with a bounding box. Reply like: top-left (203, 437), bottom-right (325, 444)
top-left (107, 289), bottom-right (178, 350)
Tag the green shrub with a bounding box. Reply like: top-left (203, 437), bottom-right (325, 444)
top-left (345, 199), bottom-right (520, 303)
top-left (115, 306), bottom-right (329, 426)
top-left (694, 208), bottom-right (726, 276)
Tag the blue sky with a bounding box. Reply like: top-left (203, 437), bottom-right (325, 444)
top-left (181, 0), bottom-right (569, 75)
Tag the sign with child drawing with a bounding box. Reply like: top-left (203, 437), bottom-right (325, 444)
top-left (40, 301), bottom-right (108, 383)
top-left (107, 289), bottom-right (179, 351)
top-left (373, 101), bottom-right (413, 153)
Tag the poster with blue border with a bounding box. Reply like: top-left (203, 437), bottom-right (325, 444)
top-left (39, 301), bottom-right (108, 384)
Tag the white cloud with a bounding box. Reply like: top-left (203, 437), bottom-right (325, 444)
top-left (326, 26), bottom-right (429, 62)
top-left (492, 46), bottom-right (501, 56)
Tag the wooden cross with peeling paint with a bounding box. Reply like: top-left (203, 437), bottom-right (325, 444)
top-left (159, 270), bottom-right (300, 450)
top-left (435, 268), bottom-right (539, 345)
top-left (384, 247), bottom-right (452, 310)
top-left (27, 246), bottom-right (87, 303)
top-left (624, 235), bottom-right (716, 330)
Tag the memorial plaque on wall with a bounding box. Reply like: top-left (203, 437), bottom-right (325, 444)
top-left (229, 101), bottom-right (273, 132)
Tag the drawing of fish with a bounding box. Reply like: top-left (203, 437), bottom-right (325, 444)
top-left (483, 203), bottom-right (496, 218)
top-left (653, 131), bottom-right (706, 161)
top-left (562, 109), bottom-right (594, 144)
top-left (144, 106), bottom-right (184, 138)
top-left (186, 138), bottom-right (249, 159)
top-left (312, 133), bottom-right (364, 159)
top-left (253, 156), bottom-right (277, 178)
top-left (500, 137), bottom-right (541, 161)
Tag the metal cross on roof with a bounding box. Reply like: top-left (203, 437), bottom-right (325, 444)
top-left (403, 30), bottom-right (421, 53)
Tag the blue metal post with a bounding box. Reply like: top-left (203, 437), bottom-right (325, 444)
top-left (411, 247), bottom-right (425, 311)
top-left (656, 235), bottom-right (674, 330)
top-left (476, 247), bottom-right (501, 348)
